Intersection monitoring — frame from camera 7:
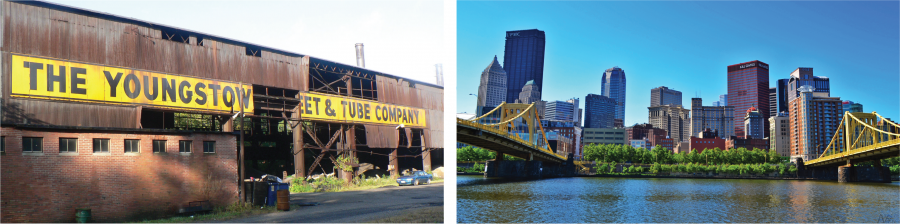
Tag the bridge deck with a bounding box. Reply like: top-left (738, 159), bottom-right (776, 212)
top-left (806, 139), bottom-right (900, 167)
top-left (457, 120), bottom-right (566, 163)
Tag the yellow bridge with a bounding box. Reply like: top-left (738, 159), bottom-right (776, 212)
top-left (457, 102), bottom-right (569, 163)
top-left (805, 112), bottom-right (900, 167)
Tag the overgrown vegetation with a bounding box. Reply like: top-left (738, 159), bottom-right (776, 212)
top-left (289, 175), bottom-right (399, 193)
top-left (457, 163), bottom-right (486, 173)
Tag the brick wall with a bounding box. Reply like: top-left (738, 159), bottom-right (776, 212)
top-left (1, 127), bottom-right (238, 222)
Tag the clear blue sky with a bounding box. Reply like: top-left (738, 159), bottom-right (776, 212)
top-left (457, 1), bottom-right (899, 126)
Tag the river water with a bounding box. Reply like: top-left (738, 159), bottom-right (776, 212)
top-left (457, 175), bottom-right (900, 223)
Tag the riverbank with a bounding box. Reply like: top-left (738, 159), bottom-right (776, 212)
top-left (460, 172), bottom-right (900, 182)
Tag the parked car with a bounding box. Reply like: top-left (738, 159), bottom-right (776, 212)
top-left (396, 171), bottom-right (433, 186)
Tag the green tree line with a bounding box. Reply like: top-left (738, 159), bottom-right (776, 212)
top-left (583, 143), bottom-right (784, 165)
top-left (457, 146), bottom-right (523, 162)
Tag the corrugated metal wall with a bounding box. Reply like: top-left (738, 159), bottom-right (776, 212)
top-left (1, 1), bottom-right (308, 93)
top-left (374, 76), bottom-right (443, 149)
top-left (2, 97), bottom-right (139, 128)
top-left (0, 1), bottom-right (310, 128)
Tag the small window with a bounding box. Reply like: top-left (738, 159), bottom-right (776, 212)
top-left (93, 139), bottom-right (109, 153)
top-left (153, 140), bottom-right (166, 153)
top-left (60, 138), bottom-right (78, 153)
top-left (180, 140), bottom-right (192, 153)
top-left (1, 136), bottom-right (5, 153)
top-left (124, 139), bottom-right (140, 153)
top-left (203, 141), bottom-right (215, 153)
top-left (23, 137), bottom-right (42, 152)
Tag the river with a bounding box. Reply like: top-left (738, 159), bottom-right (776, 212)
top-left (457, 175), bottom-right (900, 223)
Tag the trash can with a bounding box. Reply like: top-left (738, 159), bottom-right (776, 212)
top-left (266, 182), bottom-right (290, 206)
top-left (75, 208), bottom-right (91, 223)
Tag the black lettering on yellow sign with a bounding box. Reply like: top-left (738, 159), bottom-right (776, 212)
top-left (12, 55), bottom-right (254, 113)
top-left (292, 92), bottom-right (426, 127)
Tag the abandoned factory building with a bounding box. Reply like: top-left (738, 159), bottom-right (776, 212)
top-left (0, 1), bottom-right (444, 222)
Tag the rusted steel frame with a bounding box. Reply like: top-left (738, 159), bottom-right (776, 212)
top-left (310, 69), bottom-right (339, 93)
top-left (315, 74), bottom-right (351, 93)
top-left (304, 146), bottom-right (425, 158)
top-left (311, 62), bottom-right (377, 81)
top-left (302, 124), bottom-right (342, 174)
top-left (307, 152), bottom-right (327, 177)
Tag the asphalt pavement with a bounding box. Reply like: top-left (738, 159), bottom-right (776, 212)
top-left (220, 182), bottom-right (444, 223)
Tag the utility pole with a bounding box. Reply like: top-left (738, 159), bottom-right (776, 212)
top-left (239, 82), bottom-right (246, 204)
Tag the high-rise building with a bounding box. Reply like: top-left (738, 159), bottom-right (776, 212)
top-left (651, 86), bottom-right (682, 107)
top-left (776, 79), bottom-right (790, 115)
top-left (545, 99), bottom-right (578, 121)
top-left (602, 67), bottom-right (627, 127)
top-left (727, 60), bottom-right (770, 138)
top-left (584, 94), bottom-right (616, 128)
top-left (712, 94), bottom-right (728, 106)
top-left (769, 113), bottom-right (790, 157)
top-left (648, 105), bottom-right (691, 143)
top-left (567, 98), bottom-right (581, 125)
top-left (516, 80), bottom-right (541, 104)
top-left (744, 106), bottom-right (765, 139)
top-left (476, 56), bottom-right (507, 116)
top-left (504, 29), bottom-right (546, 104)
top-left (787, 68), bottom-right (830, 103)
top-left (842, 100), bottom-right (863, 114)
top-left (690, 98), bottom-right (735, 139)
top-left (769, 87), bottom-right (778, 117)
top-left (789, 85), bottom-right (842, 163)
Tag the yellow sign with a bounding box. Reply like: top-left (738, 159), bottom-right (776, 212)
top-left (10, 54), bottom-right (253, 113)
top-left (297, 92), bottom-right (427, 128)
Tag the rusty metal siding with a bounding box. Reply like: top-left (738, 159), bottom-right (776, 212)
top-left (2, 98), bottom-right (139, 128)
top-left (1, 1), bottom-right (307, 90)
top-left (364, 124), bottom-right (399, 149)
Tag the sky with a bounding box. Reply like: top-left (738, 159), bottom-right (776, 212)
top-left (457, 1), bottom-right (900, 126)
top-left (47, 0), bottom-right (445, 85)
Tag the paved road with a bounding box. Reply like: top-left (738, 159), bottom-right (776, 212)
top-left (221, 182), bottom-right (443, 223)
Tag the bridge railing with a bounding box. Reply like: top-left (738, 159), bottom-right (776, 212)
top-left (459, 102), bottom-right (567, 160)
top-left (458, 118), bottom-right (567, 160)
top-left (808, 112), bottom-right (900, 165)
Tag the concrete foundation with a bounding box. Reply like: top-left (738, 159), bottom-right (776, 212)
top-left (804, 165), bottom-right (891, 183)
top-left (484, 154), bottom-right (576, 179)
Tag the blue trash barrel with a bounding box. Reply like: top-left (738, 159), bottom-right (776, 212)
top-left (267, 182), bottom-right (291, 206)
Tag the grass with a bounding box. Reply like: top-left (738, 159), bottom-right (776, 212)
top-left (136, 202), bottom-right (301, 223)
top-left (368, 206), bottom-right (443, 223)
top-left (290, 175), bottom-right (443, 193)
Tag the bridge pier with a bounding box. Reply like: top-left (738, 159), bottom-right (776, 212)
top-left (484, 153), bottom-right (576, 179)
top-left (837, 165), bottom-right (855, 183)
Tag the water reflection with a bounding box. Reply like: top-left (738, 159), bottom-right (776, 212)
top-left (457, 175), bottom-right (900, 223)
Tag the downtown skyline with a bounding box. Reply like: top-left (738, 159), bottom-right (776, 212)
top-left (457, 1), bottom-right (900, 126)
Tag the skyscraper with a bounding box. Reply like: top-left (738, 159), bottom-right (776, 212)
top-left (648, 105), bottom-right (691, 143)
top-left (503, 29), bottom-right (546, 104)
top-left (769, 87), bottom-right (778, 117)
top-left (789, 85), bottom-right (842, 163)
top-left (727, 60), bottom-right (770, 138)
top-left (584, 94), bottom-right (616, 128)
top-left (787, 67), bottom-right (830, 103)
top-left (476, 56), bottom-right (507, 116)
top-left (690, 98), bottom-right (735, 138)
top-left (776, 79), bottom-right (789, 115)
top-left (602, 67), bottom-right (626, 127)
top-left (650, 86), bottom-right (682, 107)
top-left (516, 80), bottom-right (541, 104)
top-left (842, 100), bottom-right (863, 114)
top-left (545, 100), bottom-right (576, 121)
